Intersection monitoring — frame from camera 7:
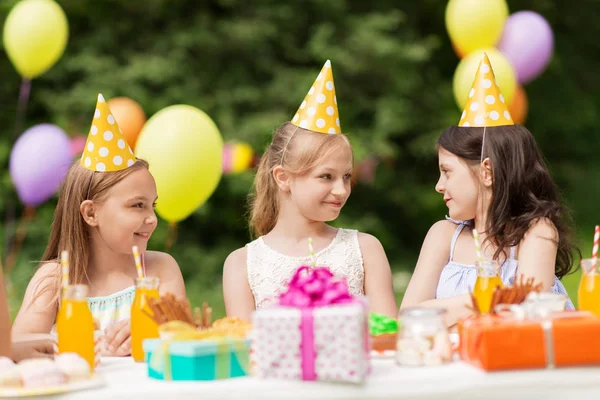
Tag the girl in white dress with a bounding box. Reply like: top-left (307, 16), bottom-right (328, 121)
top-left (223, 61), bottom-right (397, 321)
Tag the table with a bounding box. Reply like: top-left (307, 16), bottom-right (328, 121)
top-left (45, 356), bottom-right (600, 400)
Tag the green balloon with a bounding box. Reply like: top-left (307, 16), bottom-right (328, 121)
top-left (135, 105), bottom-right (223, 223)
top-left (3, 0), bottom-right (69, 79)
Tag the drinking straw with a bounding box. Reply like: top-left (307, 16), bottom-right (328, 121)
top-left (592, 225), bottom-right (599, 270)
top-left (132, 245), bottom-right (144, 278)
top-left (308, 237), bottom-right (315, 267)
top-left (472, 229), bottom-right (483, 264)
top-left (61, 250), bottom-right (69, 291)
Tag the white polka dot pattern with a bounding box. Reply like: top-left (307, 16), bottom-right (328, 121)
top-left (291, 60), bottom-right (342, 134)
top-left (251, 303), bottom-right (370, 383)
top-left (80, 93), bottom-right (137, 171)
top-left (459, 53), bottom-right (514, 128)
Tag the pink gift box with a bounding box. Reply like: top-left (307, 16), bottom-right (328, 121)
top-left (251, 300), bottom-right (370, 384)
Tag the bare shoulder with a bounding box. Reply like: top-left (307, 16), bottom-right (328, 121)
top-left (357, 232), bottom-right (383, 251)
top-left (428, 219), bottom-right (460, 239)
top-left (21, 262), bottom-right (60, 308)
top-left (34, 261), bottom-right (60, 279)
top-left (224, 247), bottom-right (248, 273)
top-left (144, 251), bottom-right (180, 275)
top-left (525, 218), bottom-right (559, 241)
top-left (12, 262), bottom-right (61, 334)
top-left (29, 261), bottom-right (60, 291)
top-left (420, 220), bottom-right (460, 260)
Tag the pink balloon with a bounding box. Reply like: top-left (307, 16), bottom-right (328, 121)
top-left (222, 142), bottom-right (234, 174)
top-left (70, 134), bottom-right (86, 156)
top-left (497, 11), bottom-right (554, 84)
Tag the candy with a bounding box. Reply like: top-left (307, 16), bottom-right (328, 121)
top-left (396, 308), bottom-right (451, 367)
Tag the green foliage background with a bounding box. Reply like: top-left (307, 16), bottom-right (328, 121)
top-left (1, 0), bottom-right (599, 318)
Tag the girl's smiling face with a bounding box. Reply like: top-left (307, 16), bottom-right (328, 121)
top-left (92, 167), bottom-right (158, 254)
top-left (287, 143), bottom-right (353, 222)
top-left (435, 148), bottom-right (481, 221)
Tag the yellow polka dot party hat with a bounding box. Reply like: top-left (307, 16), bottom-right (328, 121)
top-left (291, 60), bottom-right (341, 134)
top-left (459, 53), bottom-right (514, 127)
top-left (80, 94), bottom-right (137, 172)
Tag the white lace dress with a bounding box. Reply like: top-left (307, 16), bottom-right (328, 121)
top-left (246, 228), bottom-right (365, 309)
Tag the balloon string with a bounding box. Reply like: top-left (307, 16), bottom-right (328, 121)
top-left (3, 78), bottom-right (32, 267)
top-left (166, 222), bottom-right (178, 251)
top-left (4, 206), bottom-right (36, 299)
top-left (5, 206), bottom-right (36, 273)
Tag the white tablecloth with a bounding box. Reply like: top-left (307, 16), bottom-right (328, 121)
top-left (49, 357), bottom-right (600, 400)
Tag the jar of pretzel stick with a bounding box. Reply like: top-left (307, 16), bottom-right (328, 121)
top-left (396, 308), bottom-right (451, 366)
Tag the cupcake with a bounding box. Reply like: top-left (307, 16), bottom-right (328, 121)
top-left (0, 357), bottom-right (21, 388)
top-left (17, 359), bottom-right (66, 388)
top-left (54, 353), bottom-right (91, 382)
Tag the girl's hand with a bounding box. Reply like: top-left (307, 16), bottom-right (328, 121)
top-left (12, 337), bottom-right (54, 362)
top-left (102, 320), bottom-right (132, 357)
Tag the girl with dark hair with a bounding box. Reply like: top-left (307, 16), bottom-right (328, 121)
top-left (401, 54), bottom-right (579, 325)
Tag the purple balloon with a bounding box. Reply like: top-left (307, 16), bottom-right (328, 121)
top-left (10, 124), bottom-right (72, 206)
top-left (497, 11), bottom-right (554, 84)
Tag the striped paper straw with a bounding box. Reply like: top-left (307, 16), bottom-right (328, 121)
top-left (472, 229), bottom-right (483, 264)
top-left (132, 245), bottom-right (144, 279)
top-left (308, 237), bottom-right (315, 267)
top-left (61, 250), bottom-right (69, 291)
top-left (592, 225), bottom-right (599, 269)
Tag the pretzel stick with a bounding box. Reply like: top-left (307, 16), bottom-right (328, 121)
top-left (469, 274), bottom-right (544, 316)
top-left (142, 309), bottom-right (157, 322)
top-left (182, 299), bottom-right (195, 325)
top-left (202, 302), bottom-right (212, 328)
top-left (194, 307), bottom-right (203, 328)
top-left (143, 293), bottom-right (218, 328)
top-left (468, 292), bottom-right (480, 314)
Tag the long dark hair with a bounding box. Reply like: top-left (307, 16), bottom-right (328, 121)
top-left (437, 124), bottom-right (580, 279)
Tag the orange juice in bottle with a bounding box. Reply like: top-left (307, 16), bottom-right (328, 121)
top-left (56, 284), bottom-right (95, 370)
top-left (578, 258), bottom-right (600, 317)
top-left (473, 260), bottom-right (503, 314)
top-left (131, 276), bottom-right (160, 362)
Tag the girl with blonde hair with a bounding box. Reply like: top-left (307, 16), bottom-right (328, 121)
top-left (223, 61), bottom-right (397, 321)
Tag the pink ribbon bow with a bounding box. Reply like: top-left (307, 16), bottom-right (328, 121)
top-left (279, 266), bottom-right (353, 308)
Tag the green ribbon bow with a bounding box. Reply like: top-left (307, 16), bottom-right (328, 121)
top-left (369, 312), bottom-right (399, 336)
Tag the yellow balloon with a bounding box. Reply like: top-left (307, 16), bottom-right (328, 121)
top-left (453, 48), bottom-right (516, 111)
top-left (3, 0), bottom-right (69, 79)
top-left (231, 143), bottom-right (254, 174)
top-left (445, 0), bottom-right (508, 56)
top-left (135, 105), bottom-right (223, 223)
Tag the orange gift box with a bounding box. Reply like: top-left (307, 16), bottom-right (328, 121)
top-left (458, 312), bottom-right (600, 371)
